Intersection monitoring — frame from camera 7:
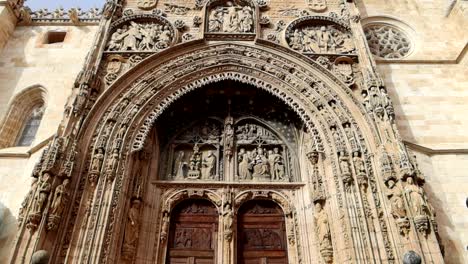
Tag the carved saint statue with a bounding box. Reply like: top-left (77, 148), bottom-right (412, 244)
top-left (238, 148), bottom-right (251, 180)
top-left (251, 147), bottom-right (270, 179)
top-left (222, 116), bottom-right (234, 158)
top-left (386, 179), bottom-right (407, 219)
top-left (223, 202), bottom-right (234, 241)
top-left (339, 152), bottom-right (351, 175)
top-left (91, 148), bottom-right (104, 172)
top-left (314, 202), bottom-right (333, 263)
top-left (201, 150), bottom-right (216, 180)
top-left (123, 199), bottom-right (142, 251)
top-left (271, 148), bottom-right (285, 180)
top-left (353, 152), bottom-right (366, 175)
top-left (18, 178), bottom-right (38, 226)
top-left (208, 7), bottom-right (223, 32)
top-left (174, 151), bottom-right (187, 179)
top-left (31, 173), bottom-right (52, 216)
top-left (49, 179), bottom-right (70, 216)
top-left (405, 176), bottom-right (427, 216)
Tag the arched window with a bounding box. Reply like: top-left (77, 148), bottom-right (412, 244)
top-left (237, 200), bottom-right (288, 264)
top-left (15, 105), bottom-right (44, 146)
top-left (0, 86), bottom-right (47, 149)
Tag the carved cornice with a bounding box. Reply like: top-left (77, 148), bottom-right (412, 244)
top-left (152, 180), bottom-right (305, 189)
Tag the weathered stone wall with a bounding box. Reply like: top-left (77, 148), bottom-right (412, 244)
top-left (0, 23), bottom-right (98, 262)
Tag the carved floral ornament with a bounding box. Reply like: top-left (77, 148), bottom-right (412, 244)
top-left (105, 14), bottom-right (177, 53)
top-left (285, 16), bottom-right (355, 55)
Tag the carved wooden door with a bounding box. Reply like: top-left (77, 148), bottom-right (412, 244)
top-left (237, 200), bottom-right (288, 264)
top-left (167, 199), bottom-right (218, 264)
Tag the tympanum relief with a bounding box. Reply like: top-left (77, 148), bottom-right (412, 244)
top-left (286, 18), bottom-right (355, 55)
top-left (162, 118), bottom-right (293, 182)
top-left (106, 16), bottom-right (175, 52)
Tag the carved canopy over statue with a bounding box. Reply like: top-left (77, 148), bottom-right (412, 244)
top-left (205, 0), bottom-right (257, 40)
top-left (285, 16), bottom-right (355, 55)
top-left (106, 14), bottom-right (176, 52)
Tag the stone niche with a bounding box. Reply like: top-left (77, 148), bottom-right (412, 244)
top-left (285, 16), bottom-right (356, 55)
top-left (105, 14), bottom-right (177, 53)
top-left (205, 0), bottom-right (257, 40)
top-left (155, 81), bottom-right (301, 183)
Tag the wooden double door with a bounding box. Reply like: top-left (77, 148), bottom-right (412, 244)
top-left (166, 199), bottom-right (288, 264)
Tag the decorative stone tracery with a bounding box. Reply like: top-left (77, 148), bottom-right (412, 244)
top-left (364, 24), bottom-right (412, 59)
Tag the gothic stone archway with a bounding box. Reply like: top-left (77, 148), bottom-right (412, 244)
top-left (14, 41), bottom-right (443, 264)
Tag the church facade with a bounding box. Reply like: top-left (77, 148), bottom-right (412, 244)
top-left (0, 0), bottom-right (467, 263)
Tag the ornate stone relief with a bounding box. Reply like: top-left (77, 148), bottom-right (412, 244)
top-left (364, 24), bottom-right (411, 59)
top-left (164, 3), bottom-right (191, 15)
top-left (308, 0), bottom-right (327, 12)
top-left (106, 14), bottom-right (176, 52)
top-left (137, 0), bottom-right (157, 10)
top-left (206, 0), bottom-right (256, 40)
top-left (286, 16), bottom-right (355, 55)
top-left (23, 7), bottom-right (101, 24)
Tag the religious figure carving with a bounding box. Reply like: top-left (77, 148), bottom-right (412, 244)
top-left (18, 178), bottom-right (38, 226)
top-left (314, 202), bottom-right (333, 263)
top-left (187, 144), bottom-right (202, 179)
top-left (89, 148), bottom-right (104, 185)
top-left (107, 22), bottom-right (173, 52)
top-left (386, 179), bottom-right (410, 236)
top-left (251, 146), bottom-right (270, 180)
top-left (238, 148), bottom-right (252, 180)
top-left (222, 116), bottom-right (234, 158)
top-left (174, 151), bottom-right (187, 180)
top-left (201, 150), bottom-right (216, 180)
top-left (270, 148), bottom-right (285, 181)
top-left (404, 176), bottom-right (427, 216)
top-left (287, 24), bottom-right (354, 54)
top-left (207, 3), bottom-right (254, 33)
top-left (160, 211), bottom-right (170, 241)
top-left (47, 179), bottom-right (70, 231)
top-left (122, 198), bottom-right (142, 259)
top-left (223, 202), bottom-right (234, 241)
top-left (27, 173), bottom-right (52, 231)
top-left (105, 148), bottom-right (120, 182)
top-left (353, 152), bottom-right (368, 188)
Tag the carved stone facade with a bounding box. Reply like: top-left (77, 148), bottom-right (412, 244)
top-left (1, 0), bottom-right (466, 264)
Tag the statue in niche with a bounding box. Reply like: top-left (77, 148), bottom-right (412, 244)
top-left (405, 176), bottom-right (428, 216)
top-left (238, 148), bottom-right (252, 180)
top-left (122, 198), bottom-right (141, 258)
top-left (208, 2), bottom-right (254, 33)
top-left (18, 178), bottom-right (38, 226)
top-left (353, 152), bottom-right (366, 175)
top-left (251, 146), bottom-right (270, 179)
top-left (174, 151), bottom-right (187, 179)
top-left (271, 148), bottom-right (285, 180)
top-left (187, 144), bottom-right (202, 179)
top-left (223, 202), bottom-right (234, 241)
top-left (47, 178), bottom-right (70, 230)
top-left (31, 173), bottom-right (52, 216)
top-left (386, 179), bottom-right (407, 219)
top-left (160, 211), bottom-right (170, 241)
top-left (314, 202), bottom-right (333, 263)
top-left (91, 148), bottom-right (104, 172)
top-left (222, 116), bottom-right (234, 158)
top-left (201, 150), bottom-right (216, 180)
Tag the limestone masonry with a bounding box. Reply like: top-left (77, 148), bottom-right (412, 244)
top-left (0, 0), bottom-right (466, 263)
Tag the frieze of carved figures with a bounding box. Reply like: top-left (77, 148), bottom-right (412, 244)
top-left (28, 7), bottom-right (101, 23)
top-left (308, 0), bottom-right (327, 12)
top-left (106, 20), bottom-right (174, 52)
top-left (122, 198), bottom-right (142, 260)
top-left (385, 179), bottom-right (410, 236)
top-left (314, 201), bottom-right (333, 263)
top-left (207, 1), bottom-right (255, 34)
top-left (404, 176), bottom-right (430, 234)
top-left (47, 178), bottom-right (70, 231)
top-left (286, 17), bottom-right (355, 55)
top-left (137, 0), bottom-right (157, 10)
top-left (26, 173), bottom-right (52, 231)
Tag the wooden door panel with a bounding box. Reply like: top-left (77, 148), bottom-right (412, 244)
top-left (237, 200), bottom-right (289, 264)
top-left (167, 200), bottom-right (218, 264)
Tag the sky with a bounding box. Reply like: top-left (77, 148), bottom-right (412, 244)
top-left (26, 0), bottom-right (106, 11)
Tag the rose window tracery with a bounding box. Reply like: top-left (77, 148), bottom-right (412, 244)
top-left (364, 24), bottom-right (412, 59)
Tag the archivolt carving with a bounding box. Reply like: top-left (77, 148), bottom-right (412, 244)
top-left (162, 189), bottom-right (222, 213)
top-left (234, 190), bottom-right (292, 215)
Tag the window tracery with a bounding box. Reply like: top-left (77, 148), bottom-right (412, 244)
top-left (16, 105), bottom-right (45, 147)
top-left (364, 24), bottom-right (411, 59)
